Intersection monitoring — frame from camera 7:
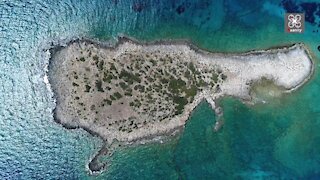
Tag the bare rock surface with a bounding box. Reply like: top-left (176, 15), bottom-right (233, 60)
top-left (48, 38), bottom-right (313, 173)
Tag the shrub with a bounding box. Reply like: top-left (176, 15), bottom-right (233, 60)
top-left (221, 74), bottom-right (227, 80)
top-left (106, 99), bottom-right (112, 105)
top-left (119, 82), bottom-right (128, 90)
top-left (95, 80), bottom-right (104, 92)
top-left (80, 57), bottom-right (85, 62)
top-left (110, 95), bottom-right (116, 101)
top-left (125, 91), bottom-right (132, 96)
top-left (173, 96), bottom-right (188, 115)
top-left (169, 78), bottom-right (186, 93)
top-left (184, 85), bottom-right (197, 98)
top-left (212, 73), bottom-right (219, 83)
top-left (93, 55), bottom-right (99, 61)
top-left (114, 92), bottom-right (122, 99)
top-left (84, 85), bottom-right (91, 92)
top-left (98, 61), bottom-right (104, 71)
top-left (119, 70), bottom-right (141, 84)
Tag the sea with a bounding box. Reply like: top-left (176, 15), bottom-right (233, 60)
top-left (0, 0), bottom-right (320, 179)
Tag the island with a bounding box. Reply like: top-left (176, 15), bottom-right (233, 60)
top-left (48, 37), bottom-right (313, 173)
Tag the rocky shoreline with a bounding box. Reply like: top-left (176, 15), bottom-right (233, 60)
top-left (48, 36), bottom-right (314, 174)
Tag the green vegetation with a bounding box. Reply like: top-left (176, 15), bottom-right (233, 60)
top-left (169, 78), bottom-right (186, 93)
top-left (114, 92), bottom-right (122, 99)
top-left (173, 96), bottom-right (188, 115)
top-left (188, 62), bottom-right (196, 73)
top-left (68, 47), bottom-right (228, 128)
top-left (110, 95), bottom-right (116, 100)
top-left (106, 99), bottom-right (112, 105)
top-left (212, 73), bottom-right (219, 83)
top-left (124, 88), bottom-right (133, 96)
top-left (103, 71), bottom-right (117, 83)
top-left (184, 70), bottom-right (191, 79)
top-left (160, 78), bottom-right (169, 84)
top-left (98, 61), bottom-right (104, 71)
top-left (119, 70), bottom-right (141, 84)
top-left (93, 55), bottom-right (99, 61)
top-left (109, 62), bottom-right (117, 71)
top-left (197, 79), bottom-right (207, 87)
top-left (150, 59), bottom-right (157, 66)
top-left (185, 85), bottom-right (198, 99)
top-left (119, 82), bottom-right (128, 90)
top-left (134, 84), bottom-right (145, 92)
top-left (129, 102), bottom-right (135, 107)
top-left (84, 85), bottom-right (91, 92)
top-left (125, 92), bottom-right (132, 96)
top-left (80, 57), bottom-right (85, 62)
top-left (95, 80), bottom-right (104, 92)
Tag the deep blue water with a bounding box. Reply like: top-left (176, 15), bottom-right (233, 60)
top-left (0, 0), bottom-right (320, 179)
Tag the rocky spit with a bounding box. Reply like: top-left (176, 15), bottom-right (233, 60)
top-left (48, 37), bottom-right (313, 173)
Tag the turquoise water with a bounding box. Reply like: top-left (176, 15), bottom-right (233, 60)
top-left (0, 0), bottom-right (320, 179)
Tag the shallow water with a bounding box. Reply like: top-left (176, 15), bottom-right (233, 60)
top-left (0, 0), bottom-right (320, 179)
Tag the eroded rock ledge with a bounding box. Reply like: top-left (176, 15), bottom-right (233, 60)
top-left (48, 37), bottom-right (313, 173)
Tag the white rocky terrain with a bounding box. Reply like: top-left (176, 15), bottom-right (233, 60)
top-left (48, 39), bottom-right (313, 146)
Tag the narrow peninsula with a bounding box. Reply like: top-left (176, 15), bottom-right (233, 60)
top-left (48, 37), bottom-right (313, 173)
